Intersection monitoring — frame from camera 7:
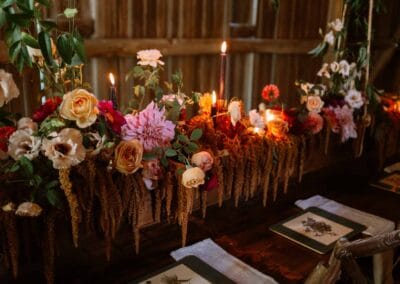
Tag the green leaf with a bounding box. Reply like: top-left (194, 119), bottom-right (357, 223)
top-left (6, 13), bottom-right (32, 27)
top-left (1, 0), bottom-right (16, 8)
top-left (160, 156), bottom-right (169, 167)
top-left (72, 35), bottom-right (86, 63)
top-left (38, 30), bottom-right (54, 65)
top-left (175, 168), bottom-right (184, 176)
top-left (19, 156), bottom-right (33, 176)
top-left (190, 128), bottom-right (203, 141)
top-left (143, 152), bottom-right (157, 161)
top-left (56, 33), bottom-right (73, 64)
top-left (9, 40), bottom-right (21, 61)
top-left (20, 44), bottom-right (32, 68)
top-left (187, 142), bottom-right (199, 153)
top-left (22, 32), bottom-right (39, 48)
top-left (165, 148), bottom-right (177, 157)
top-left (0, 7), bottom-right (6, 27)
top-left (35, 0), bottom-right (50, 6)
top-left (177, 134), bottom-right (189, 144)
top-left (172, 141), bottom-right (181, 149)
top-left (45, 180), bottom-right (59, 190)
top-left (8, 163), bottom-right (20, 173)
top-left (30, 174), bottom-right (42, 188)
top-left (40, 20), bottom-right (56, 31)
top-left (46, 188), bottom-right (62, 208)
top-left (63, 7), bottom-right (78, 18)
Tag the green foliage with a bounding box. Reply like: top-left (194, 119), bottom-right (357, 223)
top-left (38, 116), bottom-right (66, 136)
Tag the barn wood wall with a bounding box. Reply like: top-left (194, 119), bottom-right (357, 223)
top-left (1, 0), bottom-right (398, 116)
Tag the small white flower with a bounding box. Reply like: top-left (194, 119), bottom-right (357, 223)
top-left (330, 61), bottom-right (340, 73)
top-left (324, 30), bottom-right (335, 46)
top-left (2, 202), bottom-right (16, 212)
top-left (0, 69), bottom-right (20, 107)
top-left (227, 101), bottom-right (241, 126)
top-left (300, 82), bottom-right (314, 94)
top-left (345, 89), bottom-right (364, 109)
top-left (17, 117), bottom-right (38, 132)
top-left (86, 132), bottom-right (106, 157)
top-left (317, 63), bottom-right (330, 78)
top-left (137, 49), bottom-right (165, 68)
top-left (8, 129), bottom-right (41, 161)
top-left (41, 128), bottom-right (86, 169)
top-left (339, 60), bottom-right (350, 77)
top-left (249, 110), bottom-right (265, 129)
top-left (328, 18), bottom-right (344, 32)
top-left (258, 102), bottom-right (266, 112)
top-left (15, 202), bottom-right (42, 217)
top-left (191, 151), bottom-right (214, 172)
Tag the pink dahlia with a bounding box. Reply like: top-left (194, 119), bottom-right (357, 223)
top-left (303, 112), bottom-right (324, 134)
top-left (121, 102), bottom-right (175, 151)
top-left (98, 100), bottom-right (126, 135)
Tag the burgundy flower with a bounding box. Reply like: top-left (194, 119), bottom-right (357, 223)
top-left (98, 100), bottom-right (126, 135)
top-left (32, 97), bottom-right (62, 122)
top-left (0, 126), bottom-right (16, 152)
top-left (303, 112), bottom-right (324, 135)
top-left (204, 174), bottom-right (218, 192)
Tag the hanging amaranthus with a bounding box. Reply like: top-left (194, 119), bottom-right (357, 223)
top-left (59, 168), bottom-right (81, 248)
top-left (215, 156), bottom-right (225, 207)
top-left (262, 140), bottom-right (274, 207)
top-left (2, 212), bottom-right (19, 279)
top-left (43, 210), bottom-right (56, 284)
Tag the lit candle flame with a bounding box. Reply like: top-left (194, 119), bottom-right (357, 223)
top-left (221, 41), bottom-right (227, 54)
top-left (265, 110), bottom-right (276, 122)
top-left (109, 73), bottom-right (115, 86)
top-left (254, 127), bottom-right (260, 134)
top-left (212, 91), bottom-right (217, 106)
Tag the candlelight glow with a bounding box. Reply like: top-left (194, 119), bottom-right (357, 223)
top-left (265, 109), bottom-right (276, 122)
top-left (254, 127), bottom-right (260, 134)
top-left (221, 41), bottom-right (227, 54)
top-left (212, 91), bottom-right (217, 106)
top-left (109, 73), bottom-right (115, 86)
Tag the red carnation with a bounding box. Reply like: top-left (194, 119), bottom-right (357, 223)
top-left (98, 100), bottom-right (126, 135)
top-left (32, 96), bottom-right (62, 122)
top-left (262, 84), bottom-right (280, 103)
top-left (0, 126), bottom-right (16, 152)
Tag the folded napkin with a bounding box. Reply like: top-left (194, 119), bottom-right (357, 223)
top-left (171, 238), bottom-right (278, 284)
top-left (295, 195), bottom-right (395, 236)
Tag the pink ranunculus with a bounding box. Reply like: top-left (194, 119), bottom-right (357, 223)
top-left (98, 100), bottom-right (126, 135)
top-left (333, 105), bottom-right (357, 142)
top-left (121, 102), bottom-right (175, 151)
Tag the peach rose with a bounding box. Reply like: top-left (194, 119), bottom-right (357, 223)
top-left (114, 140), bottom-right (143, 174)
top-left (306, 96), bottom-right (324, 113)
top-left (60, 88), bottom-right (99, 128)
top-left (182, 167), bottom-right (205, 188)
top-left (191, 151), bottom-right (214, 172)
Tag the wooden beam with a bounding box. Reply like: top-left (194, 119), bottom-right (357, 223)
top-left (84, 38), bottom-right (321, 57)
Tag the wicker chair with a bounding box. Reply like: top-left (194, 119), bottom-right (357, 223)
top-left (305, 230), bottom-right (400, 284)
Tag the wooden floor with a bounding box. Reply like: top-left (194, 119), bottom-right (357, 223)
top-left (2, 155), bottom-right (400, 284)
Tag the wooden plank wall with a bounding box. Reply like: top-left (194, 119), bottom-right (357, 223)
top-left (2, 0), bottom-right (399, 116)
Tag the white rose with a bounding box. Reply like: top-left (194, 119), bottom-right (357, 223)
top-left (86, 132), bottom-right (106, 157)
top-left (249, 110), bottom-right (265, 129)
top-left (339, 60), bottom-right (350, 77)
top-left (324, 31), bottom-right (335, 46)
top-left (306, 96), bottom-right (324, 113)
top-left (137, 49), bottom-right (165, 68)
top-left (227, 101), bottom-right (241, 126)
top-left (17, 117), bottom-right (38, 132)
top-left (8, 129), bottom-right (41, 161)
top-left (182, 167), bottom-right (205, 188)
top-left (0, 69), bottom-right (20, 107)
top-left (300, 82), bottom-right (314, 94)
top-left (345, 89), bottom-right (364, 109)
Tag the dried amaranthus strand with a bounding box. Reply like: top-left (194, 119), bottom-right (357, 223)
top-left (154, 190), bottom-right (162, 223)
top-left (165, 172), bottom-right (173, 221)
top-left (43, 211), bottom-right (56, 284)
top-left (273, 143), bottom-right (287, 202)
top-left (262, 141), bottom-right (274, 207)
top-left (215, 156), bottom-right (224, 207)
top-left (299, 136), bottom-right (306, 182)
top-left (250, 143), bottom-right (259, 198)
top-left (134, 226), bottom-right (140, 255)
top-left (59, 168), bottom-right (81, 248)
top-left (324, 125), bottom-right (331, 155)
top-left (3, 212), bottom-right (19, 279)
top-left (234, 149), bottom-right (246, 207)
top-left (225, 156), bottom-right (235, 198)
top-left (105, 170), bottom-right (123, 239)
top-left (201, 191), bottom-right (207, 218)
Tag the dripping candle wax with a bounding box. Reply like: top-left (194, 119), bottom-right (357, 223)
top-left (108, 73), bottom-right (118, 110)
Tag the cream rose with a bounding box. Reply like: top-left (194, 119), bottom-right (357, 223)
top-left (0, 69), bottom-right (20, 107)
top-left (137, 49), bottom-right (165, 68)
top-left (8, 129), bottom-right (41, 161)
top-left (182, 167), bottom-right (205, 188)
top-left (191, 151), bottom-right (214, 172)
top-left (306, 96), bottom-right (324, 113)
top-left (41, 128), bottom-right (86, 169)
top-left (60, 88), bottom-right (99, 128)
top-left (114, 139), bottom-right (143, 174)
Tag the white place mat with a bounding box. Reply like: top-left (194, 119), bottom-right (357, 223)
top-left (171, 238), bottom-right (278, 284)
top-left (295, 195), bottom-right (395, 236)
